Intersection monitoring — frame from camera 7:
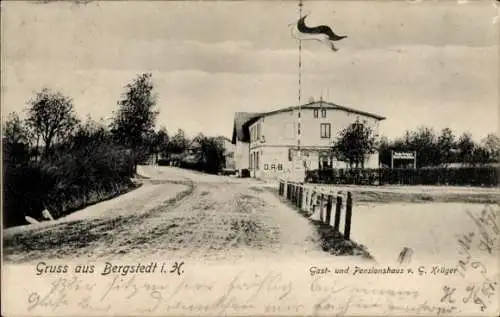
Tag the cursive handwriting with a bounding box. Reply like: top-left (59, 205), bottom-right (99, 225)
top-left (450, 204), bottom-right (500, 312)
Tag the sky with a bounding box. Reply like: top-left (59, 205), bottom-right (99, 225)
top-left (1, 0), bottom-right (499, 141)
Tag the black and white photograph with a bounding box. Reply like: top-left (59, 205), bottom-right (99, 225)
top-left (1, 0), bottom-right (499, 316)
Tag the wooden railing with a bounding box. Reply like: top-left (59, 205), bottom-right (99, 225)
top-left (278, 179), bottom-right (354, 240)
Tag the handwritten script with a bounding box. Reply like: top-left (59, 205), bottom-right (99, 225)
top-left (8, 205), bottom-right (499, 316)
top-left (22, 269), bottom-right (469, 316)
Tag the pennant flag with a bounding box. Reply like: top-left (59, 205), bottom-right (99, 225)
top-left (291, 14), bottom-right (347, 51)
top-left (493, 0), bottom-right (499, 24)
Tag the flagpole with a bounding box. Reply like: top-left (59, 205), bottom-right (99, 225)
top-left (297, 0), bottom-right (303, 156)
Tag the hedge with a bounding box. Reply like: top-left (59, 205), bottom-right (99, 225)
top-left (305, 167), bottom-right (498, 187)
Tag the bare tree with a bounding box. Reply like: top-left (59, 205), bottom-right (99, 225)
top-left (25, 88), bottom-right (79, 158)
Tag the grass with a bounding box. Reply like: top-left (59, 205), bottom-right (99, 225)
top-left (269, 187), bottom-right (374, 260)
top-left (3, 180), bottom-right (195, 263)
top-left (344, 189), bottom-right (499, 204)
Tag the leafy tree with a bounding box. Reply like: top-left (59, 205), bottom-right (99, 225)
top-left (198, 136), bottom-right (226, 174)
top-left (481, 133), bottom-right (500, 163)
top-left (3, 112), bottom-right (29, 144)
top-left (471, 146), bottom-right (490, 166)
top-left (408, 127), bottom-right (439, 167)
top-left (2, 112), bottom-right (30, 165)
top-left (378, 136), bottom-right (392, 167)
top-left (110, 73), bottom-right (158, 171)
top-left (169, 128), bottom-right (189, 154)
top-left (456, 132), bottom-right (476, 166)
top-left (25, 88), bottom-right (79, 158)
top-left (71, 116), bottom-right (111, 150)
top-left (155, 127), bottom-right (170, 160)
top-left (332, 119), bottom-right (378, 168)
top-left (437, 128), bottom-right (455, 167)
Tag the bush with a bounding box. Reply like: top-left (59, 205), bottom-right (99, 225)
top-left (3, 141), bottom-right (136, 228)
top-left (3, 164), bottom-right (57, 227)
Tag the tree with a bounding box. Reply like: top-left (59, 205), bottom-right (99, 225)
top-left (71, 116), bottom-right (111, 150)
top-left (481, 133), bottom-right (500, 163)
top-left (408, 126), bottom-right (439, 167)
top-left (25, 88), bottom-right (79, 158)
top-left (3, 112), bottom-right (28, 144)
top-left (437, 128), bottom-right (455, 167)
top-left (169, 128), bottom-right (189, 154)
top-left (471, 146), bottom-right (490, 166)
top-left (155, 127), bottom-right (170, 160)
top-left (377, 136), bottom-right (392, 167)
top-left (110, 73), bottom-right (158, 171)
top-left (198, 136), bottom-right (225, 174)
top-left (3, 112), bottom-right (30, 165)
top-left (456, 132), bottom-right (476, 166)
top-left (332, 119), bottom-right (378, 169)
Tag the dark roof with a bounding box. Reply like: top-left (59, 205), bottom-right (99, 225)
top-left (231, 112), bottom-right (263, 144)
top-left (232, 101), bottom-right (386, 144)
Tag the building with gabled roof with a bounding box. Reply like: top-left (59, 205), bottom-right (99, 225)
top-left (231, 100), bottom-right (386, 179)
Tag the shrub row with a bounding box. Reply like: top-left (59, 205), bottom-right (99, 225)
top-left (3, 142), bottom-right (136, 228)
top-left (305, 167), bottom-right (498, 187)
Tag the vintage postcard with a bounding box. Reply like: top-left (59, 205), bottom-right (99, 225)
top-left (1, 0), bottom-right (499, 316)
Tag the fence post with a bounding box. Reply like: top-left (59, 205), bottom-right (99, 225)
top-left (344, 192), bottom-right (353, 240)
top-left (325, 194), bottom-right (333, 225)
top-left (298, 185), bottom-right (303, 208)
top-left (319, 193), bottom-right (324, 223)
top-left (298, 185), bottom-right (302, 207)
top-left (307, 187), bottom-right (311, 211)
top-left (309, 190), bottom-right (315, 214)
top-left (302, 187), bottom-right (308, 211)
top-left (293, 184), bottom-right (299, 206)
top-left (333, 192), bottom-right (342, 232)
top-left (283, 180), bottom-right (288, 198)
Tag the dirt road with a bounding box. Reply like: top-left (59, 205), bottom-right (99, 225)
top-left (3, 166), bottom-right (339, 264)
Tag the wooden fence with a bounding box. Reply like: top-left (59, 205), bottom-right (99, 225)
top-left (278, 180), bottom-right (354, 240)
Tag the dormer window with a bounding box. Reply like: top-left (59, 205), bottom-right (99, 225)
top-left (321, 109), bottom-right (326, 118)
top-left (313, 109), bottom-right (319, 118)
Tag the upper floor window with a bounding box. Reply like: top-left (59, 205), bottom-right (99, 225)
top-left (320, 123), bottom-right (331, 139)
top-left (313, 109), bottom-right (319, 118)
top-left (321, 109), bottom-right (326, 118)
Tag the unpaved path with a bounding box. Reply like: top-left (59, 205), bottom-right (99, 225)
top-left (3, 166), bottom-right (335, 264)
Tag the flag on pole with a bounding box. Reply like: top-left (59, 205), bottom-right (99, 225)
top-left (290, 14), bottom-right (347, 51)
